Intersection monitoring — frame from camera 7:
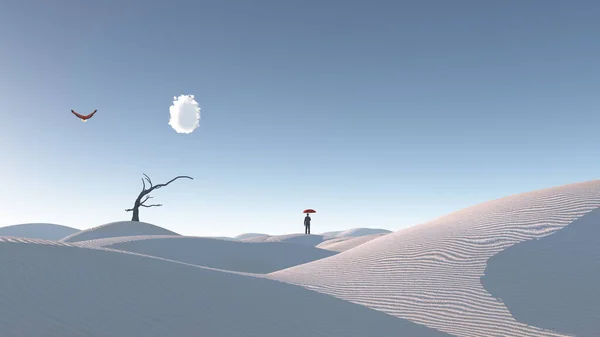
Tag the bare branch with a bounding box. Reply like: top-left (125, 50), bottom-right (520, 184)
top-left (143, 173), bottom-right (153, 189)
top-left (140, 195), bottom-right (153, 205)
top-left (140, 203), bottom-right (162, 208)
top-left (141, 178), bottom-right (146, 192)
top-left (125, 208), bottom-right (133, 212)
top-left (152, 176), bottom-right (193, 191)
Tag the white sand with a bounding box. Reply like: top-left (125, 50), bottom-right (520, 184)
top-left (0, 237), bottom-right (450, 337)
top-left (77, 234), bottom-right (338, 274)
top-left (233, 232), bottom-right (268, 240)
top-left (239, 228), bottom-right (390, 247)
top-left (0, 223), bottom-right (79, 240)
top-left (61, 221), bottom-right (180, 243)
top-left (269, 180), bottom-right (600, 337)
top-left (317, 233), bottom-right (389, 252)
top-left (323, 228), bottom-right (392, 239)
top-left (3, 180), bottom-right (598, 336)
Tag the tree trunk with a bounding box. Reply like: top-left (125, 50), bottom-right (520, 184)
top-left (131, 207), bottom-right (140, 222)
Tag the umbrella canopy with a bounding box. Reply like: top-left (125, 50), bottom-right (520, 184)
top-left (303, 209), bottom-right (316, 213)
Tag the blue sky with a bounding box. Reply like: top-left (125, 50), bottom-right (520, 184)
top-left (1, 0), bottom-right (599, 237)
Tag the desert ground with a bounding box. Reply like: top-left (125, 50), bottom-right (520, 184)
top-left (0, 180), bottom-right (598, 337)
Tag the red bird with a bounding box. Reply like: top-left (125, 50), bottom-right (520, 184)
top-left (71, 109), bottom-right (97, 122)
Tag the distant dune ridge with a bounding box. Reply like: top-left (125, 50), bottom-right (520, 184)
top-left (241, 233), bottom-right (327, 246)
top-left (60, 221), bottom-right (180, 243)
top-left (233, 232), bottom-right (267, 240)
top-left (269, 180), bottom-right (600, 337)
top-left (238, 228), bottom-right (391, 249)
top-left (0, 223), bottom-right (79, 240)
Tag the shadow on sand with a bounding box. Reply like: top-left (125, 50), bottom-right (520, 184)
top-left (482, 207), bottom-right (600, 337)
top-left (0, 242), bottom-right (451, 337)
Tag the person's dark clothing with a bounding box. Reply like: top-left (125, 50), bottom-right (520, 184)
top-left (304, 215), bottom-right (311, 235)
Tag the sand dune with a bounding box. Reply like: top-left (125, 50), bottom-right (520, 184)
top-left (323, 228), bottom-right (392, 239)
top-left (61, 221), bottom-right (180, 243)
top-left (317, 233), bottom-right (389, 252)
top-left (73, 235), bottom-right (237, 249)
top-left (240, 233), bottom-right (325, 246)
top-left (234, 232), bottom-right (267, 240)
top-left (482, 206), bottom-right (600, 337)
top-left (0, 238), bottom-right (451, 337)
top-left (77, 235), bottom-right (338, 273)
top-left (238, 228), bottom-right (391, 248)
top-left (72, 234), bottom-right (186, 248)
top-left (0, 223), bottom-right (79, 240)
top-left (269, 180), bottom-right (600, 337)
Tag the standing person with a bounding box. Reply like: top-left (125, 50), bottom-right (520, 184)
top-left (304, 214), bottom-right (311, 234)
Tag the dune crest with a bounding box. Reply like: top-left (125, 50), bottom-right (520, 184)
top-left (0, 223), bottom-right (79, 240)
top-left (61, 221), bottom-right (180, 243)
top-left (238, 228), bottom-right (391, 248)
top-left (317, 233), bottom-right (389, 252)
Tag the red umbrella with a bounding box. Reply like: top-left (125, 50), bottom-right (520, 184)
top-left (303, 209), bottom-right (316, 214)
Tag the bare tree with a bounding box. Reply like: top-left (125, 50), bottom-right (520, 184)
top-left (125, 173), bottom-right (193, 222)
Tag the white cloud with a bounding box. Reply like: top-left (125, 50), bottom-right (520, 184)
top-left (168, 94), bottom-right (201, 134)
